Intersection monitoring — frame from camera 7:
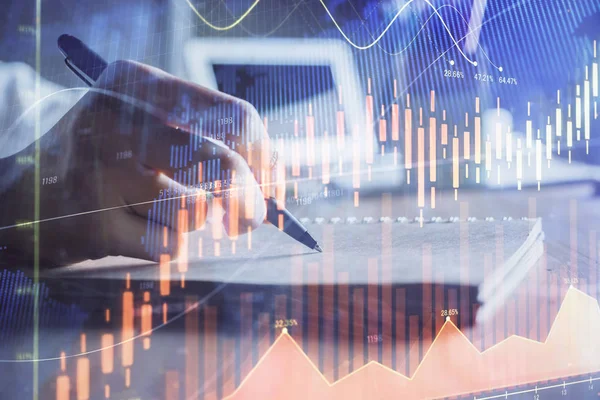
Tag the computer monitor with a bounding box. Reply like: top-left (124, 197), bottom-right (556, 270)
top-left (182, 37), bottom-right (403, 190)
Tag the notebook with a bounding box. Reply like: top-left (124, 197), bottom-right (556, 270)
top-left (57, 217), bottom-right (545, 316)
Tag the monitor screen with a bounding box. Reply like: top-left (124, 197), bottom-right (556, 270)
top-left (212, 63), bottom-right (336, 113)
top-left (212, 63), bottom-right (340, 139)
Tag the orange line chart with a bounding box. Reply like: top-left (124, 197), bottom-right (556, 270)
top-left (225, 286), bottom-right (600, 400)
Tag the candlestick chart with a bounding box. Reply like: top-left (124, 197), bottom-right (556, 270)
top-left (1, 1), bottom-right (600, 400)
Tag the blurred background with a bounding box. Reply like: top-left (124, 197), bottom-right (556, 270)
top-left (3, 0), bottom-right (600, 185)
top-left (3, 1), bottom-right (600, 399)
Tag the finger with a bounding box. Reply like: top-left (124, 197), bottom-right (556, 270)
top-left (108, 209), bottom-right (178, 262)
top-left (95, 60), bottom-right (272, 169)
top-left (107, 156), bottom-right (210, 238)
top-left (137, 129), bottom-right (267, 204)
top-left (150, 136), bottom-right (267, 233)
top-left (125, 101), bottom-right (272, 180)
top-left (95, 60), bottom-right (235, 114)
top-left (89, 60), bottom-right (275, 208)
top-left (201, 143), bottom-right (266, 234)
top-left (94, 59), bottom-right (250, 149)
top-left (221, 167), bottom-right (266, 236)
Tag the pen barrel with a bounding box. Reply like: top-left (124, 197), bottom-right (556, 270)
top-left (265, 198), bottom-right (315, 247)
top-left (58, 34), bottom-right (108, 82)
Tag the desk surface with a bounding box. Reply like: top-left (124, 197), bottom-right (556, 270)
top-left (6, 182), bottom-right (600, 399)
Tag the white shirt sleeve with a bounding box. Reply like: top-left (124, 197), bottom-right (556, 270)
top-left (0, 62), bottom-right (85, 158)
top-left (0, 62), bottom-right (85, 192)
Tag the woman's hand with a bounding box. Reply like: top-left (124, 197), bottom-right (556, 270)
top-left (0, 60), bottom-right (273, 266)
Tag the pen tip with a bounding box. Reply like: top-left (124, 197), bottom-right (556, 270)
top-left (314, 244), bottom-right (323, 253)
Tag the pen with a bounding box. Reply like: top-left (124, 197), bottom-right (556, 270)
top-left (57, 34), bottom-right (323, 253)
